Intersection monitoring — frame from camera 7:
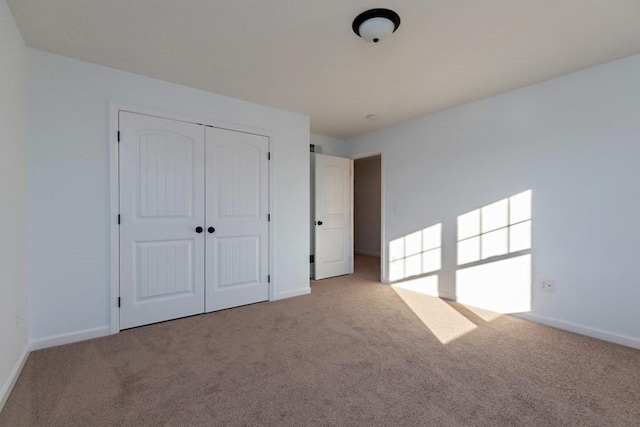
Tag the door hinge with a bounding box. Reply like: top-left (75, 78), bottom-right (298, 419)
top-left (267, 152), bottom-right (271, 160)
top-left (117, 131), bottom-right (120, 142)
top-left (310, 144), bottom-right (315, 153)
top-left (267, 213), bottom-right (271, 222)
top-left (267, 275), bottom-right (271, 283)
top-left (117, 214), bottom-right (121, 225)
top-left (117, 297), bottom-right (121, 308)
top-left (310, 255), bottom-right (314, 263)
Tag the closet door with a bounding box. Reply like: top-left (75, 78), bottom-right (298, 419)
top-left (119, 112), bottom-right (205, 329)
top-left (205, 127), bottom-right (269, 312)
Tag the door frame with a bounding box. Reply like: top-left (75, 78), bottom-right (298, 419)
top-left (109, 102), bottom-right (273, 334)
top-left (351, 151), bottom-right (386, 283)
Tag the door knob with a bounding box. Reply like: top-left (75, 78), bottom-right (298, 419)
top-left (317, 221), bottom-right (323, 225)
top-left (208, 227), bottom-right (215, 233)
top-left (195, 226), bottom-right (203, 233)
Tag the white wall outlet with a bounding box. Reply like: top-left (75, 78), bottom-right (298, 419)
top-left (539, 279), bottom-right (555, 293)
top-left (14, 309), bottom-right (20, 326)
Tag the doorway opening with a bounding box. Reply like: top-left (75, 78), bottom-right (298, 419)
top-left (354, 154), bottom-right (382, 282)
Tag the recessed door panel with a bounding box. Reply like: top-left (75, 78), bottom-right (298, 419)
top-left (205, 127), bottom-right (269, 312)
top-left (216, 236), bottom-right (260, 288)
top-left (218, 145), bottom-right (261, 218)
top-left (135, 240), bottom-right (194, 299)
top-left (322, 229), bottom-right (345, 263)
top-left (119, 112), bottom-right (205, 329)
top-left (138, 133), bottom-right (194, 218)
top-left (324, 165), bottom-right (346, 215)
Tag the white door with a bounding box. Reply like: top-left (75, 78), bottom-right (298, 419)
top-left (314, 154), bottom-right (353, 279)
top-left (119, 112), bottom-right (205, 329)
top-left (205, 127), bottom-right (270, 312)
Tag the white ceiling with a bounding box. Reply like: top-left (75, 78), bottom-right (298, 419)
top-left (8, 0), bottom-right (640, 138)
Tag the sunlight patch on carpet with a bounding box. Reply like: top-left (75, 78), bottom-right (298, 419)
top-left (392, 282), bottom-right (477, 344)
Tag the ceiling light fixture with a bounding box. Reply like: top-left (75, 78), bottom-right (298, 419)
top-left (352, 8), bottom-right (401, 43)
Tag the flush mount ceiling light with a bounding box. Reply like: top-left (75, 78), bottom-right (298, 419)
top-left (352, 8), bottom-right (401, 43)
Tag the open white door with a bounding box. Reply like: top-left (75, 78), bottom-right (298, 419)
top-left (119, 112), bottom-right (205, 329)
top-left (314, 154), bottom-right (353, 279)
top-left (205, 127), bottom-right (270, 311)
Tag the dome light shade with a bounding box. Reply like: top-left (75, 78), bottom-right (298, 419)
top-left (358, 17), bottom-right (395, 43)
top-left (352, 9), bottom-right (401, 43)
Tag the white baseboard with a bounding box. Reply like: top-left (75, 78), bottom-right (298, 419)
top-left (425, 293), bottom-right (640, 350)
top-left (355, 250), bottom-right (380, 257)
top-left (272, 287), bottom-right (311, 301)
top-left (0, 344), bottom-right (30, 412)
top-left (30, 326), bottom-right (111, 351)
top-left (512, 312), bottom-right (640, 350)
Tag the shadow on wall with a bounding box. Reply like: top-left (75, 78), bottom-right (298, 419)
top-left (389, 190), bottom-right (533, 343)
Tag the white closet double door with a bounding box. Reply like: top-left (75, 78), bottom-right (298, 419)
top-left (119, 112), bottom-right (269, 329)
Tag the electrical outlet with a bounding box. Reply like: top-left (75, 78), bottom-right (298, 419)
top-left (539, 279), bottom-right (555, 293)
top-left (14, 309), bottom-right (20, 327)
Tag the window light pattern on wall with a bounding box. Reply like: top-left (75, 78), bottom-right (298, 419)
top-left (457, 190), bottom-right (532, 265)
top-left (389, 223), bottom-right (441, 282)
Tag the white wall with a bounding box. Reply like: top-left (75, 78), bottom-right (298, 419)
top-left (311, 134), bottom-right (349, 157)
top-left (0, 0), bottom-right (29, 409)
top-left (27, 49), bottom-right (310, 344)
top-left (354, 156), bottom-right (381, 256)
top-left (348, 53), bottom-right (640, 348)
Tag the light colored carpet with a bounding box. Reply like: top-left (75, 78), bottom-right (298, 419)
top-left (2, 255), bottom-right (639, 426)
